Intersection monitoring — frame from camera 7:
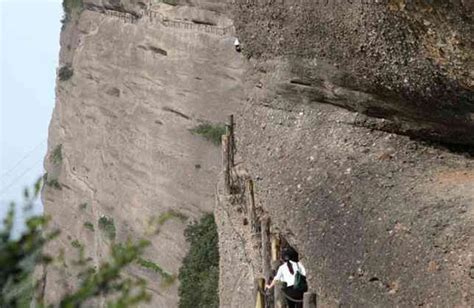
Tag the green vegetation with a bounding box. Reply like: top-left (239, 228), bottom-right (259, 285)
top-left (71, 239), bottom-right (82, 249)
top-left (84, 221), bottom-right (94, 231)
top-left (62, 0), bottom-right (83, 25)
top-left (46, 178), bottom-right (62, 190)
top-left (79, 202), bottom-right (88, 210)
top-left (51, 144), bottom-right (63, 164)
top-left (0, 178), bottom-right (152, 307)
top-left (178, 214), bottom-right (219, 308)
top-left (58, 65), bottom-right (74, 81)
top-left (98, 216), bottom-right (116, 241)
top-left (137, 258), bottom-right (176, 287)
top-left (157, 210), bottom-right (188, 226)
top-left (190, 123), bottom-right (226, 146)
top-left (161, 0), bottom-right (178, 6)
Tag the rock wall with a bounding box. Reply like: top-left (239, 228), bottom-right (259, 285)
top-left (232, 59), bottom-right (473, 306)
top-left (42, 0), bottom-right (244, 306)
top-left (218, 0), bottom-right (474, 306)
top-left (233, 0), bottom-right (474, 145)
top-left (43, 0), bottom-right (473, 307)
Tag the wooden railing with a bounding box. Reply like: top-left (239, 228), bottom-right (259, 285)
top-left (221, 115), bottom-right (318, 308)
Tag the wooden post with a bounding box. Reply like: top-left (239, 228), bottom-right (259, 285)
top-left (227, 115), bottom-right (234, 167)
top-left (222, 134), bottom-right (230, 194)
top-left (261, 217), bottom-right (271, 281)
top-left (261, 218), bottom-right (274, 307)
top-left (247, 179), bottom-right (257, 233)
top-left (303, 292), bottom-right (317, 308)
top-left (271, 234), bottom-right (281, 263)
top-left (271, 234), bottom-right (282, 308)
top-left (255, 278), bottom-right (265, 308)
top-left (274, 282), bottom-right (286, 308)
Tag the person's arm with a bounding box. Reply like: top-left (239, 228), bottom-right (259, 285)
top-left (265, 277), bottom-right (277, 290)
top-left (265, 267), bottom-right (282, 289)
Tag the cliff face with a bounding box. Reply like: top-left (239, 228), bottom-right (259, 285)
top-left (234, 0), bottom-right (474, 146)
top-left (44, 0), bottom-right (473, 307)
top-left (43, 0), bottom-right (243, 305)
top-left (219, 0), bottom-right (473, 307)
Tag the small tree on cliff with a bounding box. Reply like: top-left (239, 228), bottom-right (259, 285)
top-left (0, 178), bottom-right (151, 307)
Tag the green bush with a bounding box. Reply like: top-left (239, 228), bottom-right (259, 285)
top-left (62, 0), bottom-right (83, 25)
top-left (51, 144), bottom-right (63, 164)
top-left (98, 216), bottom-right (116, 241)
top-left (58, 65), bottom-right (74, 81)
top-left (190, 123), bottom-right (226, 146)
top-left (71, 240), bottom-right (82, 249)
top-left (0, 178), bottom-right (151, 307)
top-left (178, 214), bottom-right (219, 308)
top-left (46, 178), bottom-right (62, 190)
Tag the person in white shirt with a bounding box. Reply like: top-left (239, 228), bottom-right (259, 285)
top-left (265, 249), bottom-right (306, 308)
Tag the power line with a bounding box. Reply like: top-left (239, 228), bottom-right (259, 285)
top-left (0, 158), bottom-right (44, 198)
top-left (1, 139), bottom-right (46, 178)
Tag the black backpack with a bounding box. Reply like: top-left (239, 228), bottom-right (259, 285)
top-left (293, 263), bottom-right (308, 292)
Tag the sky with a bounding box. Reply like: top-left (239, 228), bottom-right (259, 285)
top-left (0, 0), bottom-right (62, 228)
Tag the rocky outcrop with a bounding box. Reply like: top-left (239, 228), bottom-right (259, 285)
top-left (233, 0), bottom-right (474, 146)
top-left (232, 62), bottom-right (473, 305)
top-left (216, 0), bottom-right (473, 306)
top-left (44, 0), bottom-right (473, 307)
top-left (43, 0), bottom-right (243, 305)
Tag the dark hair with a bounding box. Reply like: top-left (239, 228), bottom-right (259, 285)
top-left (282, 250), bottom-right (294, 275)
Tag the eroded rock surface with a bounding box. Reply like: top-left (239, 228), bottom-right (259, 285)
top-left (232, 58), bottom-right (473, 307)
top-left (234, 0), bottom-right (474, 145)
top-left (43, 0), bottom-right (243, 305)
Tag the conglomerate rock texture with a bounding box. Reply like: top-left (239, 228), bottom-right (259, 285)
top-left (42, 0), bottom-right (243, 306)
top-left (226, 0), bottom-right (473, 307)
top-left (234, 0), bottom-right (474, 145)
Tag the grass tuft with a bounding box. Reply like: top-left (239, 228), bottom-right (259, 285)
top-left (51, 144), bottom-right (63, 164)
top-left (98, 216), bottom-right (116, 241)
top-left (190, 123), bottom-right (226, 146)
top-left (58, 65), bottom-right (74, 81)
top-left (137, 258), bottom-right (176, 287)
top-left (157, 210), bottom-right (188, 226)
top-left (46, 179), bottom-right (62, 190)
top-left (71, 240), bottom-right (82, 249)
top-left (62, 0), bottom-right (83, 25)
top-left (84, 222), bottom-right (94, 232)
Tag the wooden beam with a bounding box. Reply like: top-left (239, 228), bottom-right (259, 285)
top-left (228, 115), bottom-right (234, 167)
top-left (271, 234), bottom-right (281, 263)
top-left (247, 179), bottom-right (257, 233)
top-left (222, 134), bottom-right (230, 194)
top-left (261, 217), bottom-right (271, 280)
